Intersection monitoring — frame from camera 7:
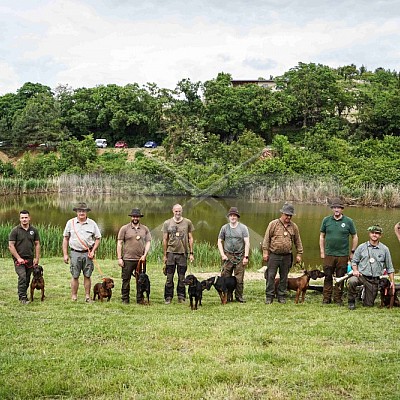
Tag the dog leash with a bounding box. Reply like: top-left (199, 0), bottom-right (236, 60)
top-left (71, 218), bottom-right (105, 276)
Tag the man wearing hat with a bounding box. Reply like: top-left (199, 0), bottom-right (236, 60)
top-left (319, 198), bottom-right (358, 305)
top-left (162, 204), bottom-right (195, 304)
top-left (347, 225), bottom-right (395, 310)
top-left (218, 207), bottom-right (250, 303)
top-left (117, 208), bottom-right (152, 304)
top-left (62, 202), bottom-right (101, 302)
top-left (262, 203), bottom-right (303, 304)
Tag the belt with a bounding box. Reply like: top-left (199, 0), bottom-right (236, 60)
top-left (271, 252), bottom-right (291, 256)
top-left (71, 248), bottom-right (88, 253)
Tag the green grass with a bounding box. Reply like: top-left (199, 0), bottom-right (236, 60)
top-left (1, 259), bottom-right (399, 399)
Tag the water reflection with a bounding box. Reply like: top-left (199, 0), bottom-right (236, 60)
top-left (1, 193), bottom-right (399, 269)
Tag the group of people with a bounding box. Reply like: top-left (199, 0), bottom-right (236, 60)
top-left (8, 199), bottom-right (399, 309)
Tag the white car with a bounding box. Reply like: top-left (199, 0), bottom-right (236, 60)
top-left (95, 139), bottom-right (107, 148)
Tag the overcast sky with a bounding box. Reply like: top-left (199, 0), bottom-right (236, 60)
top-left (1, 0), bottom-right (399, 95)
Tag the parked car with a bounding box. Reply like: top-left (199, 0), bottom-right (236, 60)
top-left (95, 139), bottom-right (107, 148)
top-left (144, 141), bottom-right (157, 148)
top-left (115, 140), bottom-right (128, 148)
top-left (0, 140), bottom-right (11, 148)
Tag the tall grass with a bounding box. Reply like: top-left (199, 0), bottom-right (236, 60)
top-left (0, 224), bottom-right (263, 269)
top-left (1, 259), bottom-right (399, 400)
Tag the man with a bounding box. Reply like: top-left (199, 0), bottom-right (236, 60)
top-left (117, 208), bottom-right (151, 304)
top-left (217, 207), bottom-right (250, 303)
top-left (262, 203), bottom-right (303, 304)
top-left (9, 210), bottom-right (41, 304)
top-left (395, 222), bottom-right (400, 243)
top-left (162, 204), bottom-right (194, 304)
top-left (319, 198), bottom-right (358, 305)
top-left (348, 225), bottom-right (395, 310)
top-left (62, 202), bottom-right (101, 302)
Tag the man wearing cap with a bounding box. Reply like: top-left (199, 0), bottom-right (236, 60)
top-left (9, 210), bottom-right (41, 304)
top-left (63, 202), bottom-right (101, 302)
top-left (162, 204), bottom-right (195, 304)
top-left (218, 207), bottom-right (250, 303)
top-left (347, 225), bottom-right (395, 310)
top-left (262, 203), bottom-right (303, 304)
top-left (117, 209), bottom-right (152, 304)
top-left (319, 198), bottom-right (358, 305)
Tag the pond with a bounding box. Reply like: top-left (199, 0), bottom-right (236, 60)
top-left (1, 193), bottom-right (399, 269)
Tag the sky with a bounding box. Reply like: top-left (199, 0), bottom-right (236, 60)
top-left (1, 0), bottom-right (400, 95)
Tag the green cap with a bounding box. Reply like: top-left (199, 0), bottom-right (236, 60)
top-left (367, 225), bottom-right (383, 233)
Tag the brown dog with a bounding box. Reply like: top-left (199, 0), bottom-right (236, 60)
top-left (93, 278), bottom-right (114, 302)
top-left (275, 269), bottom-right (325, 304)
top-left (30, 265), bottom-right (45, 301)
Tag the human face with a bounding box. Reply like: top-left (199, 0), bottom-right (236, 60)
top-left (369, 231), bottom-right (381, 244)
top-left (172, 206), bottom-right (183, 220)
top-left (131, 216), bottom-right (140, 225)
top-left (228, 214), bottom-right (239, 225)
top-left (76, 209), bottom-right (88, 221)
top-left (332, 206), bottom-right (343, 218)
top-left (280, 213), bottom-right (292, 224)
top-left (19, 213), bottom-right (30, 228)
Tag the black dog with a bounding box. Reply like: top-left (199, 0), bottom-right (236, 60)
top-left (30, 265), bottom-right (45, 302)
top-left (379, 278), bottom-right (400, 308)
top-left (183, 274), bottom-right (203, 310)
top-left (203, 276), bottom-right (237, 305)
top-left (93, 278), bottom-right (114, 302)
top-left (137, 272), bottom-right (151, 305)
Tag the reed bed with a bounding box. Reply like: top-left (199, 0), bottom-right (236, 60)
top-left (2, 174), bottom-right (400, 207)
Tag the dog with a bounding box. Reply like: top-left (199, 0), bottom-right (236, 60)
top-left (137, 272), bottom-right (151, 304)
top-left (379, 278), bottom-right (400, 308)
top-left (203, 276), bottom-right (237, 305)
top-left (275, 269), bottom-right (325, 304)
top-left (183, 274), bottom-right (203, 310)
top-left (93, 277), bottom-right (114, 302)
top-left (30, 265), bottom-right (45, 301)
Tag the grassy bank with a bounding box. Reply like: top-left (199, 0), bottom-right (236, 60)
top-left (1, 259), bottom-right (399, 399)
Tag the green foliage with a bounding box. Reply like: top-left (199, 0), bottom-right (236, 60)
top-left (58, 134), bottom-right (98, 172)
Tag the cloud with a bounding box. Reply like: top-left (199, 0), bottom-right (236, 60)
top-left (0, 0), bottom-right (399, 95)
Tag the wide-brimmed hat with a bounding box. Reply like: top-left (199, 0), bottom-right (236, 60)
top-left (128, 208), bottom-right (144, 217)
top-left (367, 225), bottom-right (383, 233)
top-left (280, 203), bottom-right (295, 216)
top-left (226, 207), bottom-right (240, 218)
top-left (73, 202), bottom-right (91, 212)
top-left (329, 197), bottom-right (345, 208)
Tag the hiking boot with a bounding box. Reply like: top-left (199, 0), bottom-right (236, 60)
top-left (348, 302), bottom-right (355, 310)
top-left (322, 300), bottom-right (331, 305)
top-left (236, 297), bottom-right (246, 303)
top-left (277, 297), bottom-right (286, 304)
top-left (178, 298), bottom-right (186, 303)
top-left (20, 299), bottom-right (29, 305)
top-left (164, 298), bottom-right (171, 305)
top-left (265, 297), bottom-right (273, 305)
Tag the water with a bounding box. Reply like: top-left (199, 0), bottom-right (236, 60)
top-left (1, 193), bottom-right (400, 269)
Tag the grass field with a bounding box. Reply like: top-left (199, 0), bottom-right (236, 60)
top-left (1, 259), bottom-right (399, 400)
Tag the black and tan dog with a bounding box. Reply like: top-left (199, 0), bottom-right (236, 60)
top-left (30, 265), bottom-right (45, 302)
top-left (379, 278), bottom-right (400, 308)
top-left (93, 277), bottom-right (115, 302)
top-left (202, 276), bottom-right (237, 305)
top-left (183, 274), bottom-right (203, 310)
top-left (137, 272), bottom-right (151, 305)
top-left (274, 269), bottom-right (325, 304)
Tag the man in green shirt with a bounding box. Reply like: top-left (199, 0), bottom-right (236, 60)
top-left (319, 198), bottom-right (358, 305)
top-left (9, 210), bottom-right (41, 304)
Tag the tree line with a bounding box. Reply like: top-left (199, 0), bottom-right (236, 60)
top-left (0, 62), bottom-right (400, 202)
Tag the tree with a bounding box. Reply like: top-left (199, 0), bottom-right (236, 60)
top-left (11, 92), bottom-right (68, 149)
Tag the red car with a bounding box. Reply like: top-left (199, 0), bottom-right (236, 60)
top-left (115, 141), bottom-right (128, 148)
